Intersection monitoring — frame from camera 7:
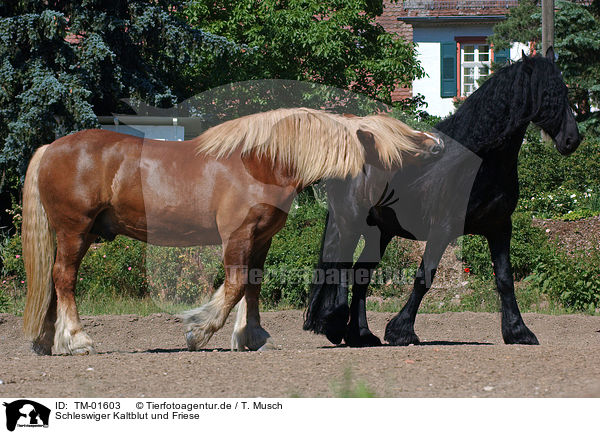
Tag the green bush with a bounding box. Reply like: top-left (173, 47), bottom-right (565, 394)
top-left (458, 211), bottom-right (600, 312)
top-left (370, 237), bottom-right (416, 297)
top-left (518, 127), bottom-right (600, 217)
top-left (146, 245), bottom-right (223, 304)
top-left (1, 233), bottom-right (25, 287)
top-left (530, 245), bottom-right (600, 312)
top-left (77, 237), bottom-right (147, 298)
top-left (458, 212), bottom-right (551, 280)
top-left (519, 187), bottom-right (597, 218)
top-left (261, 193), bottom-right (327, 308)
top-left (0, 287), bottom-right (10, 312)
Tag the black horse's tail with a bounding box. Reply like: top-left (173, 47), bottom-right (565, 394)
top-left (303, 212), bottom-right (352, 344)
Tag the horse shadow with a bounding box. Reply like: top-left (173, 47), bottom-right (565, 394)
top-left (318, 340), bottom-right (493, 349)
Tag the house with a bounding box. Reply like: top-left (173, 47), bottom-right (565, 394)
top-left (377, 0), bottom-right (528, 117)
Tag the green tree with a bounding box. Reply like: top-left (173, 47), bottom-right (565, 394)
top-left (0, 1), bottom-right (238, 194)
top-left (182, 0), bottom-right (424, 105)
top-left (489, 0), bottom-right (600, 122)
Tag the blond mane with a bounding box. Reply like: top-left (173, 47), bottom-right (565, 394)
top-left (353, 114), bottom-right (423, 169)
top-left (195, 108), bottom-right (425, 185)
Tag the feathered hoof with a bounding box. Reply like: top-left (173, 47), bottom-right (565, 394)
top-left (70, 345), bottom-right (97, 356)
top-left (53, 330), bottom-right (96, 355)
top-left (231, 324), bottom-right (276, 351)
top-left (31, 340), bottom-right (53, 356)
top-left (344, 329), bottom-right (382, 347)
top-left (257, 337), bottom-right (278, 352)
top-left (305, 304), bottom-right (349, 345)
top-left (502, 324), bottom-right (539, 345)
top-left (385, 330), bottom-right (420, 346)
top-left (185, 328), bottom-right (214, 351)
top-left (384, 315), bottom-right (420, 346)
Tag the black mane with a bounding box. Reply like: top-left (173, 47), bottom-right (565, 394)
top-left (435, 55), bottom-right (559, 154)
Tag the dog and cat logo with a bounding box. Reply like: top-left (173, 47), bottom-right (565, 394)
top-left (3, 400), bottom-right (50, 431)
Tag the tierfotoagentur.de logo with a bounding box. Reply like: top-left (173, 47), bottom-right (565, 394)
top-left (3, 400), bottom-right (50, 431)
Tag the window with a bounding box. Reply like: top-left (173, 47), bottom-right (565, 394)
top-left (461, 43), bottom-right (491, 96)
top-left (439, 39), bottom-right (510, 99)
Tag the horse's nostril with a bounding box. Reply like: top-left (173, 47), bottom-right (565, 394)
top-left (431, 144), bottom-right (443, 154)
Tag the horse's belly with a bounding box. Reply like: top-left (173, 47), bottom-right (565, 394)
top-left (131, 209), bottom-right (221, 247)
top-left (143, 227), bottom-right (222, 247)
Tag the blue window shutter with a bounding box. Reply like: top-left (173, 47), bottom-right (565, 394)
top-left (440, 42), bottom-right (457, 98)
top-left (494, 47), bottom-right (510, 65)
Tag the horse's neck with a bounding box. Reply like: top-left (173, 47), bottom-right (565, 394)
top-left (443, 106), bottom-right (529, 162)
top-left (443, 65), bottom-right (532, 159)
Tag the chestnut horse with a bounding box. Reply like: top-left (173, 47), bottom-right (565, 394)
top-left (21, 107), bottom-right (443, 355)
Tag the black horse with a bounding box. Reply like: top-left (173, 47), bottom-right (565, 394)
top-left (303, 49), bottom-right (581, 347)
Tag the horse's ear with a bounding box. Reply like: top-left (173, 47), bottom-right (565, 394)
top-left (356, 129), bottom-right (384, 169)
top-left (545, 46), bottom-right (555, 63)
top-left (521, 49), bottom-right (534, 72)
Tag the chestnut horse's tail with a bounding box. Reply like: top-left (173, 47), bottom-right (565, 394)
top-left (22, 145), bottom-right (56, 342)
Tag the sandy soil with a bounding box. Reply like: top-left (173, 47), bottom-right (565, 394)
top-left (1, 310), bottom-right (599, 398)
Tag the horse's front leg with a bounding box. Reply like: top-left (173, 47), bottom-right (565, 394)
top-left (385, 235), bottom-right (449, 346)
top-left (231, 240), bottom-right (276, 351)
top-left (184, 205), bottom-right (284, 351)
top-left (487, 225), bottom-right (539, 345)
top-left (183, 242), bottom-right (254, 350)
top-left (345, 229), bottom-right (392, 347)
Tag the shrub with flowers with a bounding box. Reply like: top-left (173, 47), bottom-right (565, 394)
top-left (1, 235), bottom-right (26, 286)
top-left (146, 245), bottom-right (223, 304)
top-left (519, 187), bottom-right (599, 219)
top-left (77, 237), bottom-right (147, 298)
top-left (518, 125), bottom-right (600, 219)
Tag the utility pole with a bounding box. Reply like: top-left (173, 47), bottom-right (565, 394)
top-left (542, 0), bottom-right (554, 57)
top-left (541, 0), bottom-right (556, 143)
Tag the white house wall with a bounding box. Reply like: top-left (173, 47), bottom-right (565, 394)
top-left (412, 25), bottom-right (525, 118)
top-left (412, 42), bottom-right (455, 118)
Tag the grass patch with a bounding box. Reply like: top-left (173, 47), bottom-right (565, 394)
top-left (331, 368), bottom-right (376, 398)
top-left (365, 277), bottom-right (588, 316)
top-left (76, 294), bottom-right (198, 316)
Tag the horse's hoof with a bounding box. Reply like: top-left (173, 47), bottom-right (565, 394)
top-left (385, 331), bottom-right (420, 346)
top-left (503, 324), bottom-right (539, 345)
top-left (71, 346), bottom-right (97, 356)
top-left (344, 330), bottom-right (382, 347)
top-left (305, 304), bottom-right (349, 345)
top-left (257, 338), bottom-right (278, 351)
top-left (185, 331), bottom-right (200, 351)
top-left (325, 329), bottom-right (346, 346)
top-left (31, 341), bottom-right (52, 356)
top-left (385, 316), bottom-right (420, 346)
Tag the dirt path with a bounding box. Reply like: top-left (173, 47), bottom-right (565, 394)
top-left (1, 311), bottom-right (599, 397)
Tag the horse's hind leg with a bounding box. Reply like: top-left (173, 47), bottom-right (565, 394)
top-left (487, 226), bottom-right (538, 345)
top-left (53, 231), bottom-right (96, 355)
top-left (304, 212), bottom-right (361, 344)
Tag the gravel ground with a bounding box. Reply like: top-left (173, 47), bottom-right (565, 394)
top-left (1, 310), bottom-right (599, 398)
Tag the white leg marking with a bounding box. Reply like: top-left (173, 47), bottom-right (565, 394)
top-left (52, 304), bottom-right (95, 355)
top-left (182, 284), bottom-right (228, 350)
top-left (231, 298), bottom-right (248, 351)
top-left (232, 296), bottom-right (277, 351)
